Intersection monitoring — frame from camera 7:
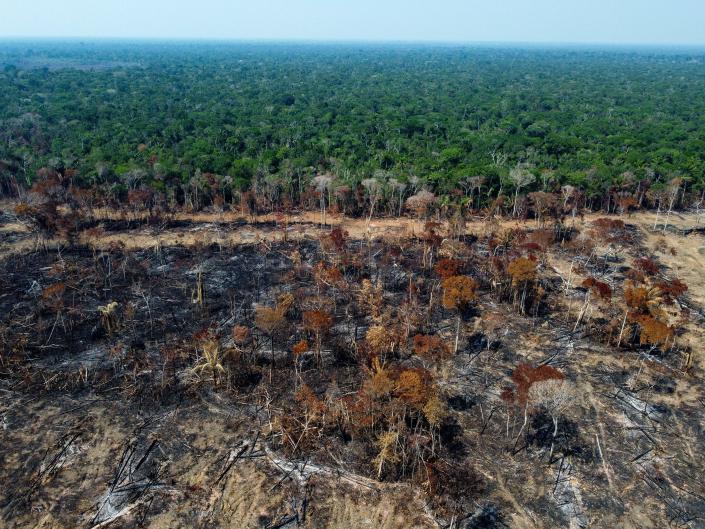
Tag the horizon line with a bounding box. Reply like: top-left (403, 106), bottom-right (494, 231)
top-left (1, 36), bottom-right (705, 50)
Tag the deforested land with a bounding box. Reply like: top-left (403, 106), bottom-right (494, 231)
top-left (1, 42), bottom-right (705, 529)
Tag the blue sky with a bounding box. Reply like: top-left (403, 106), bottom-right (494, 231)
top-left (1, 0), bottom-right (704, 45)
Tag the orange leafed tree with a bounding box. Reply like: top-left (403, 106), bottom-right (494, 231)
top-left (507, 257), bottom-right (537, 286)
top-left (441, 275), bottom-right (478, 310)
top-left (507, 257), bottom-right (538, 314)
top-left (255, 293), bottom-right (294, 379)
top-left (621, 282), bottom-right (674, 349)
top-left (41, 282), bottom-right (66, 311)
top-left (634, 315), bottom-right (674, 347)
top-left (337, 357), bottom-right (446, 481)
top-left (441, 275), bottom-right (478, 353)
top-left (232, 325), bottom-right (250, 345)
top-left (278, 383), bottom-right (327, 454)
top-left (395, 368), bottom-right (428, 408)
top-left (302, 310), bottom-right (334, 367)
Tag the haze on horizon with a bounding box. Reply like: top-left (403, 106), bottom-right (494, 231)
top-left (1, 0), bottom-right (704, 47)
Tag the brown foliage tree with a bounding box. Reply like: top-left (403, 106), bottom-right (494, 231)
top-left (366, 325), bottom-right (400, 360)
top-left (358, 278), bottom-right (384, 319)
top-left (312, 261), bottom-right (345, 290)
top-left (292, 339), bottom-right (309, 381)
top-left (480, 311), bottom-right (505, 350)
top-left (405, 190), bottom-right (437, 219)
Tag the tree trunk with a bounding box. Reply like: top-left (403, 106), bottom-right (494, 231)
top-left (454, 315), bottom-right (461, 354)
top-left (269, 335), bottom-right (274, 383)
top-left (617, 311), bottom-right (628, 347)
top-left (548, 415), bottom-right (559, 463)
top-left (513, 403), bottom-right (529, 451)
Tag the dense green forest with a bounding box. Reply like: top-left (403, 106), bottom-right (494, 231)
top-left (1, 40), bottom-right (705, 212)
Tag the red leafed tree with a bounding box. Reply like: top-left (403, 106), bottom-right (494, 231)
top-left (633, 257), bottom-right (660, 277)
top-left (507, 363), bottom-right (564, 407)
top-left (655, 278), bottom-right (688, 304)
top-left (573, 277), bottom-right (612, 332)
top-left (504, 363), bottom-right (567, 450)
top-left (328, 227), bottom-right (348, 252)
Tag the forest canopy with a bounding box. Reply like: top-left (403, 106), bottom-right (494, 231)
top-left (1, 40), bottom-right (705, 206)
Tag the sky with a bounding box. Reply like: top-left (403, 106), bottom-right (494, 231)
top-left (1, 0), bottom-right (704, 46)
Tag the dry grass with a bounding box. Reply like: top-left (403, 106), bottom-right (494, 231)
top-left (0, 398), bottom-right (434, 529)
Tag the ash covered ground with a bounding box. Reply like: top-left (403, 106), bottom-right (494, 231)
top-left (1, 211), bottom-right (705, 529)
